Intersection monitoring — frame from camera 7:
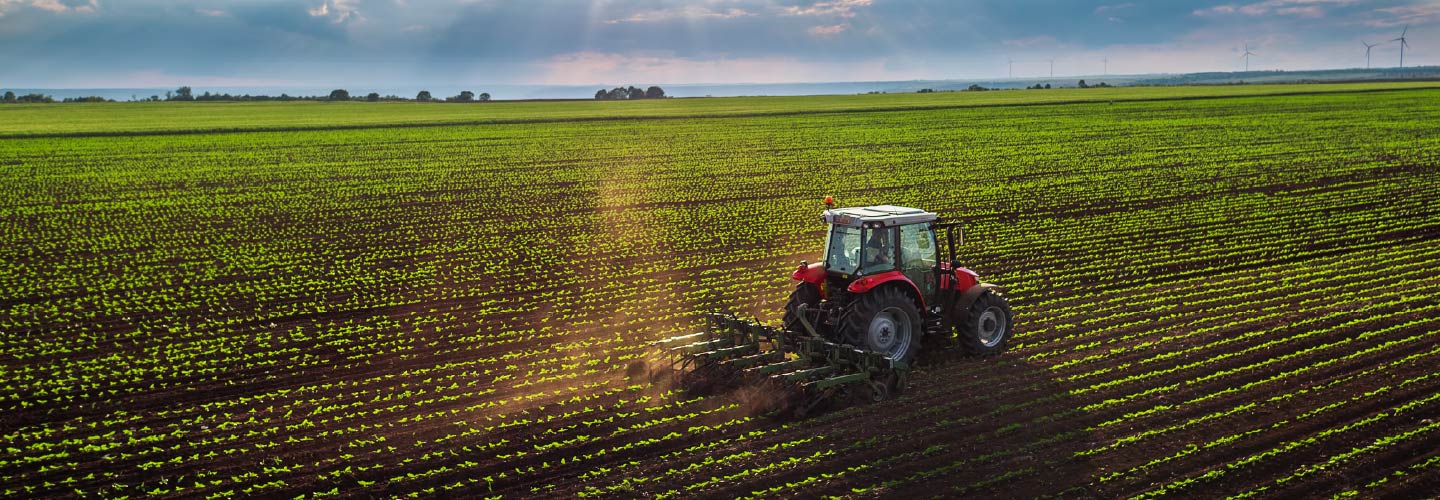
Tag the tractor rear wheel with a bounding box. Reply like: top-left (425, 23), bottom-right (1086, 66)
top-left (957, 292), bottom-right (1013, 356)
top-left (782, 283), bottom-right (822, 333)
top-left (838, 287), bottom-right (922, 363)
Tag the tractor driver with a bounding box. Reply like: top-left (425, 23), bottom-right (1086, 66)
top-left (862, 229), bottom-right (894, 270)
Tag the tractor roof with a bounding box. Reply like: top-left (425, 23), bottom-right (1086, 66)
top-left (821, 205), bottom-right (938, 228)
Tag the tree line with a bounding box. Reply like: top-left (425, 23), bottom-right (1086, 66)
top-left (166, 87), bottom-right (494, 102)
top-left (595, 86), bottom-right (666, 100)
top-left (2, 86), bottom-right (499, 104)
top-left (3, 91), bottom-right (62, 103)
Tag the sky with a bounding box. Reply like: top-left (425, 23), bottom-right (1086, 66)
top-left (0, 0), bottom-right (1434, 88)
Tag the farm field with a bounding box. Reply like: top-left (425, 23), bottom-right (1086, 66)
top-left (3, 84), bottom-right (1440, 498)
top-left (4, 81), bottom-right (1439, 137)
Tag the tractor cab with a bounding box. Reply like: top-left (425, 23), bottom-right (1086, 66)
top-left (787, 202), bottom-right (1009, 363)
top-left (814, 204), bottom-right (981, 310)
top-left (820, 205), bottom-right (943, 304)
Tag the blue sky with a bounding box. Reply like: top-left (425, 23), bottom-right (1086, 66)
top-left (0, 0), bottom-right (1433, 87)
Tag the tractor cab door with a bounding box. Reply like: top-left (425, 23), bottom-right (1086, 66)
top-left (899, 223), bottom-right (940, 305)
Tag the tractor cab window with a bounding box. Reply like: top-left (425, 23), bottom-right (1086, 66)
top-left (900, 223), bottom-right (939, 297)
top-left (859, 227), bottom-right (898, 275)
top-left (900, 224), bottom-right (938, 272)
top-left (824, 225), bottom-right (862, 274)
top-left (825, 224), bottom-right (899, 276)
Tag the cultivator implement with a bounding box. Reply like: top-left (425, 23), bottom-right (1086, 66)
top-left (657, 310), bottom-right (909, 418)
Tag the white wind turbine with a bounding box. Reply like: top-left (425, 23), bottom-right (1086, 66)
top-left (1241, 42), bottom-right (1257, 72)
top-left (1362, 40), bottom-right (1382, 69)
top-left (1393, 25), bottom-right (1410, 68)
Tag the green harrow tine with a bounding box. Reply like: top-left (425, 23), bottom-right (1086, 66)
top-left (672, 338), bottom-right (734, 355)
top-left (808, 372), bottom-right (871, 391)
top-left (696, 344), bottom-right (760, 360)
top-left (725, 351), bottom-right (784, 369)
top-left (749, 358), bottom-right (809, 376)
top-left (780, 365), bottom-right (836, 383)
top-left (662, 311), bottom-right (912, 416)
top-left (657, 331), bottom-right (710, 345)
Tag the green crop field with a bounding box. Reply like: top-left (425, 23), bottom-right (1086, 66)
top-left (4, 83), bottom-right (1440, 498)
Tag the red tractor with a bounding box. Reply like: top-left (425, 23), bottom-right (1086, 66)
top-left (659, 201), bottom-right (1013, 414)
top-left (782, 203), bottom-right (1013, 363)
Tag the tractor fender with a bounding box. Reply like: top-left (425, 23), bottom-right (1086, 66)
top-left (952, 267), bottom-right (980, 291)
top-left (951, 283), bottom-right (1002, 322)
top-left (791, 262), bottom-right (825, 285)
top-left (847, 270), bottom-right (926, 309)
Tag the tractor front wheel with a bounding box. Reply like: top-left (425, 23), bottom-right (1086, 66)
top-left (957, 292), bottom-right (1013, 356)
top-left (838, 287), bottom-right (922, 363)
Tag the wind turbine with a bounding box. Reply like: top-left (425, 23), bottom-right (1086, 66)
top-left (1241, 42), bottom-right (1256, 72)
top-left (1008, 57), bottom-right (1014, 78)
top-left (1362, 40), bottom-right (1380, 69)
top-left (1393, 25), bottom-right (1410, 68)
top-left (1048, 58), bottom-right (1055, 77)
top-left (1103, 56), bottom-right (1109, 76)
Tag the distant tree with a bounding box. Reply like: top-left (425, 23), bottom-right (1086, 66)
top-left (478, 92), bottom-right (490, 102)
top-left (645, 86), bottom-right (665, 98)
top-left (2, 91), bottom-right (14, 102)
top-left (967, 84), bottom-right (989, 91)
top-left (366, 92), bottom-right (380, 102)
top-left (447, 90), bottom-right (475, 102)
top-left (1044, 83), bottom-right (1051, 89)
top-left (917, 88), bottom-right (935, 93)
top-left (595, 89), bottom-right (608, 100)
top-left (329, 89), bottom-right (350, 101)
top-left (170, 86), bottom-right (194, 101)
top-left (416, 90), bottom-right (432, 101)
top-left (627, 86), bottom-right (645, 100)
top-left (1078, 79), bottom-right (1088, 88)
top-left (16, 93), bottom-right (53, 103)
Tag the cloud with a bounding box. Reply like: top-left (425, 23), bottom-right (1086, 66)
top-left (1, 0), bottom-right (1431, 88)
top-left (1095, 3), bottom-right (1134, 23)
top-left (24, 0), bottom-right (96, 14)
top-left (1275, 6), bottom-right (1324, 17)
top-left (783, 0), bottom-right (873, 18)
top-left (1094, 3), bottom-right (1135, 15)
top-left (1194, 0), bottom-right (1360, 18)
top-left (309, 0), bottom-right (359, 24)
top-left (808, 23), bottom-right (849, 36)
top-left (1003, 35), bottom-right (1066, 48)
top-left (1365, 3), bottom-right (1440, 27)
top-left (531, 50), bottom-right (899, 85)
top-left (606, 6), bottom-right (754, 24)
top-left (1195, 5), bottom-right (1237, 15)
